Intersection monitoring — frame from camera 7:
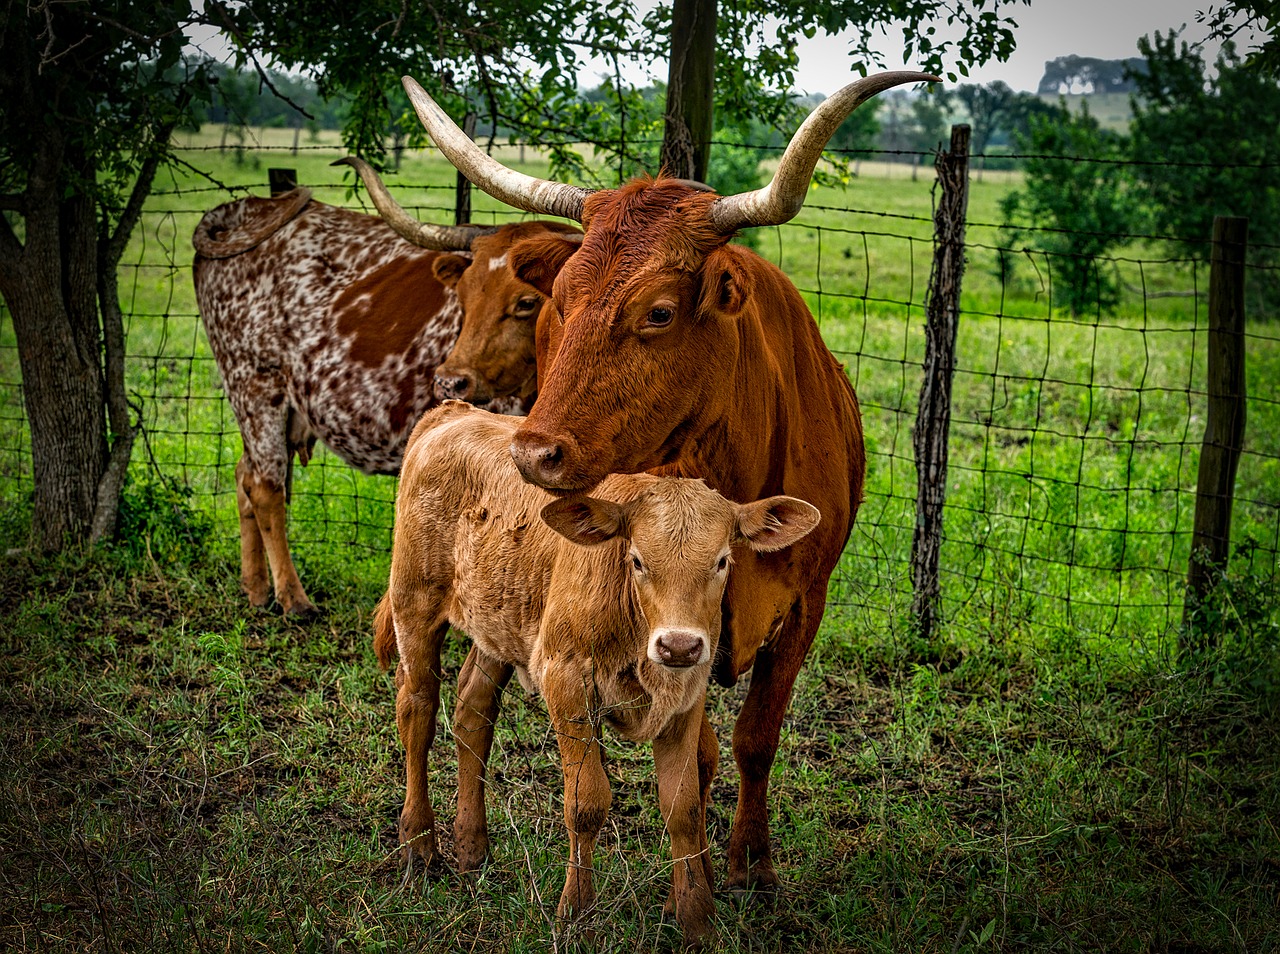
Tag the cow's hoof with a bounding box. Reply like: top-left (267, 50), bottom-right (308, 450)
top-left (722, 868), bottom-right (781, 908)
top-left (281, 599), bottom-right (319, 620)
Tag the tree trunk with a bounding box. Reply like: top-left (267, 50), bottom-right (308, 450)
top-left (0, 147), bottom-right (109, 550)
top-left (660, 0), bottom-right (717, 182)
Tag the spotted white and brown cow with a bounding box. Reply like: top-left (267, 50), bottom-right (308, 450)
top-left (193, 182), bottom-right (577, 615)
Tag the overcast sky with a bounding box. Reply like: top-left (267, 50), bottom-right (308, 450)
top-left (790, 0), bottom-right (1246, 95)
top-left (574, 0), bottom-right (1254, 96)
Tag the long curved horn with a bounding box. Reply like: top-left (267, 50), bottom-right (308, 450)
top-left (709, 71), bottom-right (941, 234)
top-left (331, 157), bottom-right (497, 250)
top-left (401, 76), bottom-right (592, 222)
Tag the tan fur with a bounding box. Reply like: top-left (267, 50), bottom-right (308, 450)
top-left (379, 401), bottom-right (818, 945)
top-left (372, 592), bottom-right (396, 671)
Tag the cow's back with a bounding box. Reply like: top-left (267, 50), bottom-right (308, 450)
top-left (193, 197), bottom-right (462, 476)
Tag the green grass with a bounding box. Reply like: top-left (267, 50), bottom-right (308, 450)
top-left (1, 125), bottom-right (1279, 951)
top-left (1, 532), bottom-right (1276, 951)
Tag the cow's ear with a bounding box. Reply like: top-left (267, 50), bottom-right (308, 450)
top-left (735, 496), bottom-right (821, 553)
top-left (702, 247), bottom-right (749, 316)
top-left (541, 496), bottom-right (627, 546)
top-left (432, 253), bottom-right (470, 288)
top-left (510, 234), bottom-right (581, 297)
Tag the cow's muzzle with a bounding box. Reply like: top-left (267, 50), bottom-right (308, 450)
top-left (509, 429), bottom-right (591, 491)
top-left (434, 370), bottom-right (484, 404)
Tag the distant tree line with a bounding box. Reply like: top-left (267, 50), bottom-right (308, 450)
top-left (1036, 55), bottom-right (1148, 95)
top-left (1001, 31), bottom-right (1280, 316)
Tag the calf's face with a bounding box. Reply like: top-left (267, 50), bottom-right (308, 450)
top-left (542, 483), bottom-right (821, 669)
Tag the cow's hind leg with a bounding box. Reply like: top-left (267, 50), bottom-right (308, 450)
top-left (394, 603), bottom-right (451, 871)
top-left (235, 457), bottom-right (271, 608)
top-left (238, 461), bottom-right (315, 617)
top-left (725, 593), bottom-right (821, 898)
top-left (453, 645), bottom-right (513, 873)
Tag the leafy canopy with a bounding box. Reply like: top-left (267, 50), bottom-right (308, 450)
top-left (206, 0), bottom-right (1028, 179)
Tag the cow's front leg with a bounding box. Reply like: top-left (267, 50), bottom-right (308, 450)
top-left (726, 594), bottom-right (818, 897)
top-left (545, 664), bottom-right (610, 925)
top-left (394, 615), bottom-right (451, 870)
top-left (453, 645), bottom-right (513, 873)
top-left (654, 698), bottom-right (716, 945)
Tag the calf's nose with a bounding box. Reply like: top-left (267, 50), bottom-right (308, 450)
top-left (652, 629), bottom-right (707, 668)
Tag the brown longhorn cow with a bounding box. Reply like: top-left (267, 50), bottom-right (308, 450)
top-left (385, 69), bottom-right (938, 894)
top-left (373, 400), bottom-right (819, 943)
top-left (193, 174), bottom-right (577, 615)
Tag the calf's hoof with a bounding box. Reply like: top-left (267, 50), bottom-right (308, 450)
top-left (662, 891), bottom-right (715, 949)
top-left (242, 580), bottom-right (272, 609)
top-left (453, 831), bottom-right (489, 875)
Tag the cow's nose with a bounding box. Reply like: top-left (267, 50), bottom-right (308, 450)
top-left (652, 630), bottom-right (707, 668)
top-left (510, 431), bottom-right (571, 488)
top-left (433, 371), bottom-right (474, 402)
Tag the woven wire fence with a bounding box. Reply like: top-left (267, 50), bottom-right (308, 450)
top-left (0, 131), bottom-right (1277, 650)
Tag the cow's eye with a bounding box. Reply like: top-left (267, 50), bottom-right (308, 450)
top-left (513, 296), bottom-right (540, 317)
top-left (645, 307), bottom-right (674, 328)
top-left (631, 554), bottom-right (644, 573)
top-left (717, 555), bottom-right (729, 573)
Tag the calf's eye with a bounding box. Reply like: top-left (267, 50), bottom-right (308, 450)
top-left (717, 555), bottom-right (729, 572)
top-left (513, 296), bottom-right (540, 317)
top-left (631, 554), bottom-right (644, 572)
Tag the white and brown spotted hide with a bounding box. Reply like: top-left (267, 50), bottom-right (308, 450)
top-left (193, 189), bottom-right (527, 615)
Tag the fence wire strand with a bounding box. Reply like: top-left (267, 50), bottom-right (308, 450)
top-left (0, 137), bottom-right (1277, 650)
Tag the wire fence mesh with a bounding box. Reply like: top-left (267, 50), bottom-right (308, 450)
top-left (0, 131), bottom-right (1276, 651)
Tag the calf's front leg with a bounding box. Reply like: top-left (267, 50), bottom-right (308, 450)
top-left (394, 614), bottom-right (451, 869)
top-left (546, 665), bottom-right (611, 925)
top-left (653, 697), bottom-right (716, 945)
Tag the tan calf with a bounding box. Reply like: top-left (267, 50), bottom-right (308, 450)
top-left (373, 401), bottom-right (819, 943)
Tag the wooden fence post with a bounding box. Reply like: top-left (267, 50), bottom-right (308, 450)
top-left (910, 124), bottom-right (971, 642)
top-left (454, 112), bottom-right (477, 225)
top-left (268, 168), bottom-right (298, 196)
top-left (1182, 215), bottom-right (1249, 649)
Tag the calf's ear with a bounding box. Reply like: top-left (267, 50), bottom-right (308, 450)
top-left (735, 496), bottom-right (821, 552)
top-left (432, 253), bottom-right (470, 288)
top-left (541, 496), bottom-right (627, 546)
top-left (510, 233), bottom-right (582, 297)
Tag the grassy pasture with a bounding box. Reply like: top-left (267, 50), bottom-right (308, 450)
top-left (1, 126), bottom-right (1278, 951)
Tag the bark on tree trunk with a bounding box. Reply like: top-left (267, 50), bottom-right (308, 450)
top-left (0, 160), bottom-right (109, 549)
top-left (661, 0), bottom-right (717, 182)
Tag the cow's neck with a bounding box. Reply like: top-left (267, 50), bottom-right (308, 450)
top-left (673, 295), bottom-right (844, 506)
